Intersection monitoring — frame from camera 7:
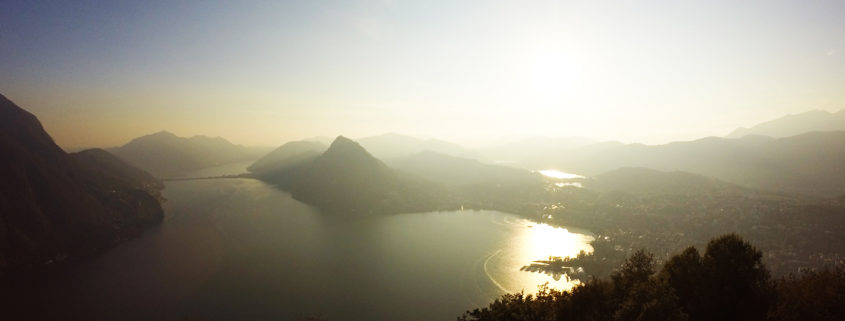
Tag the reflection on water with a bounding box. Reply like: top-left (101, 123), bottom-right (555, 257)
top-left (536, 169), bottom-right (585, 180)
top-left (555, 182), bottom-right (583, 188)
top-left (29, 178), bottom-right (593, 321)
top-left (486, 218), bottom-right (593, 293)
top-left (174, 160), bottom-right (254, 178)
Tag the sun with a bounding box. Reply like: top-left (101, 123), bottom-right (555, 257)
top-left (517, 46), bottom-right (581, 108)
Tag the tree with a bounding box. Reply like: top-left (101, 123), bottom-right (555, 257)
top-left (612, 279), bottom-right (688, 321)
top-left (610, 250), bottom-right (687, 321)
top-left (611, 249), bottom-right (655, 292)
top-left (698, 234), bottom-right (772, 321)
top-left (659, 246), bottom-right (703, 320)
top-left (769, 267), bottom-right (845, 321)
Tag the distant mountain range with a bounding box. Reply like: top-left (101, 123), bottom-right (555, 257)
top-left (250, 121), bottom-right (845, 212)
top-left (549, 132), bottom-right (845, 197)
top-left (385, 151), bottom-right (542, 186)
top-left (478, 136), bottom-right (596, 165)
top-left (585, 167), bottom-right (750, 196)
top-left (0, 94), bottom-right (164, 272)
top-left (728, 109), bottom-right (845, 138)
top-left (108, 131), bottom-right (270, 178)
top-left (248, 134), bottom-right (559, 215)
top-left (357, 133), bottom-right (476, 159)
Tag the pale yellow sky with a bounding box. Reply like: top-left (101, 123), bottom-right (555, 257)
top-left (2, 1), bottom-right (843, 149)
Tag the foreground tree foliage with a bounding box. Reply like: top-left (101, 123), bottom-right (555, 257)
top-left (460, 234), bottom-right (845, 321)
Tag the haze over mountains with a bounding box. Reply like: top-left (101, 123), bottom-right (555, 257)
top-left (357, 133), bottom-right (477, 159)
top-left (9, 91), bottom-right (841, 266)
top-left (247, 140), bottom-right (327, 175)
top-left (250, 136), bottom-right (450, 215)
top-left (108, 131), bottom-right (270, 178)
top-left (240, 107), bottom-right (845, 211)
top-left (104, 106), bottom-right (845, 200)
top-left (728, 109), bottom-right (845, 138)
top-left (478, 136), bottom-right (596, 165)
top-left (543, 132), bottom-right (845, 197)
top-left (584, 167), bottom-right (749, 196)
top-left (385, 151), bottom-right (542, 187)
top-left (4, 90), bottom-right (844, 320)
top-left (0, 94), bottom-right (164, 272)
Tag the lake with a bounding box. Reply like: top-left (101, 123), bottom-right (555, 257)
top-left (27, 177), bottom-right (593, 321)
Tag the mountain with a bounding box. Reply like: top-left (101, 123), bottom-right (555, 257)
top-left (108, 131), bottom-right (269, 178)
top-left (247, 140), bottom-right (327, 175)
top-left (586, 167), bottom-right (748, 196)
top-left (357, 133), bottom-right (476, 159)
top-left (728, 109), bottom-right (845, 138)
top-left (551, 133), bottom-right (845, 197)
top-left (70, 148), bottom-right (164, 201)
top-left (253, 136), bottom-right (451, 215)
top-left (0, 94), bottom-right (164, 272)
top-left (385, 151), bottom-right (543, 186)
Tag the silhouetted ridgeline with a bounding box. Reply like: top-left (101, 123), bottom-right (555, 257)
top-left (461, 234), bottom-right (845, 321)
top-left (247, 140), bottom-right (327, 175)
top-left (0, 94), bottom-right (164, 273)
top-left (250, 136), bottom-right (455, 215)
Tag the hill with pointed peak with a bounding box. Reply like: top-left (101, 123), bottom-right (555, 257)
top-left (253, 136), bottom-right (452, 215)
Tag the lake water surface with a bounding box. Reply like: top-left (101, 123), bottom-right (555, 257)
top-left (32, 177), bottom-right (593, 321)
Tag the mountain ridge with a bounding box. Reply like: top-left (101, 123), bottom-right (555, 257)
top-left (0, 94), bottom-right (164, 272)
top-left (253, 136), bottom-right (452, 215)
top-left (549, 131), bottom-right (845, 197)
top-left (109, 130), bottom-right (269, 177)
top-left (728, 109), bottom-right (845, 138)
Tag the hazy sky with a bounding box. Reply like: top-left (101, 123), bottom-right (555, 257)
top-left (2, 0), bottom-right (844, 148)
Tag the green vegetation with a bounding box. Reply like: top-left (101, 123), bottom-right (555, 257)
top-left (461, 234), bottom-right (845, 321)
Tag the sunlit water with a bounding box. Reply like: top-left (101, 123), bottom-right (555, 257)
top-left (554, 182), bottom-right (584, 188)
top-left (536, 169), bottom-right (585, 180)
top-left (27, 174), bottom-right (593, 321)
top-left (172, 160), bottom-right (254, 178)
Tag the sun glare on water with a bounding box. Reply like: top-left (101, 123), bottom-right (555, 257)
top-left (488, 217), bottom-right (594, 294)
top-left (537, 169), bottom-right (585, 180)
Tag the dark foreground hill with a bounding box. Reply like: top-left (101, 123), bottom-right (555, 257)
top-left (252, 136), bottom-right (453, 215)
top-left (109, 131), bottom-right (268, 178)
top-left (0, 94), bottom-right (164, 273)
